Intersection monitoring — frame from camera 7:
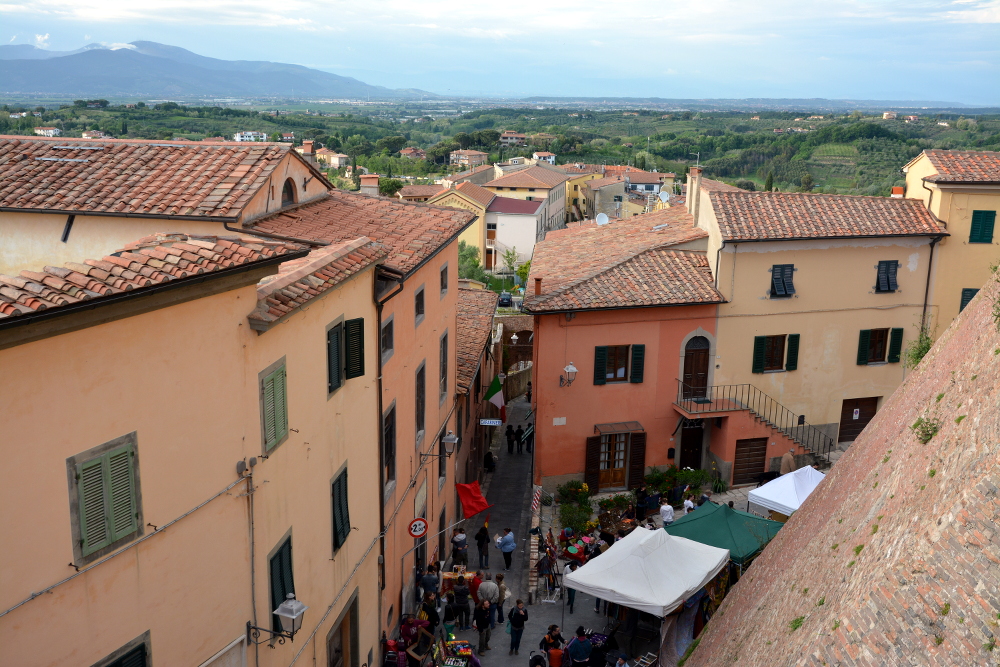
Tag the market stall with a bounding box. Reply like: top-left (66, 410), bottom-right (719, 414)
top-left (747, 466), bottom-right (826, 520)
top-left (666, 502), bottom-right (783, 568)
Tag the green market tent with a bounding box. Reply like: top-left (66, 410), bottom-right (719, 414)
top-left (665, 502), bottom-right (783, 565)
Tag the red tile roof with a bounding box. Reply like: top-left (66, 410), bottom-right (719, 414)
top-left (456, 287), bottom-right (499, 393)
top-left (246, 191), bottom-right (475, 275)
top-left (487, 197), bottom-right (543, 215)
top-left (709, 191), bottom-right (946, 241)
top-left (450, 150), bottom-right (489, 157)
top-left (484, 165), bottom-right (569, 189)
top-left (0, 135), bottom-right (325, 219)
top-left (248, 237), bottom-right (386, 330)
top-left (399, 185), bottom-right (444, 198)
top-left (586, 176), bottom-right (624, 190)
top-left (525, 207), bottom-right (716, 313)
top-left (454, 182), bottom-right (497, 209)
top-left (445, 163), bottom-right (494, 183)
top-left (623, 171), bottom-right (669, 184)
top-left (922, 149), bottom-right (1000, 183)
top-left (0, 233), bottom-right (304, 321)
top-left (685, 275), bottom-right (1000, 667)
top-left (698, 177), bottom-right (745, 192)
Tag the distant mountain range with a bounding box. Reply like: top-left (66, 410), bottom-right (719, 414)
top-left (0, 41), bottom-right (437, 99)
top-left (520, 96), bottom-right (974, 111)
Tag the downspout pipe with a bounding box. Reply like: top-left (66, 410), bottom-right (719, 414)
top-left (922, 235), bottom-right (944, 331)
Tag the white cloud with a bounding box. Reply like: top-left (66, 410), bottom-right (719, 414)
top-left (103, 42), bottom-right (136, 49)
top-left (84, 34), bottom-right (91, 39)
top-left (8, 35), bottom-right (16, 43)
top-left (34, 33), bottom-right (49, 47)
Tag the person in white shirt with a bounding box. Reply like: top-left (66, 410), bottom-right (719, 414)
top-left (683, 493), bottom-right (696, 515)
top-left (659, 498), bottom-right (675, 527)
top-left (563, 561), bottom-right (578, 613)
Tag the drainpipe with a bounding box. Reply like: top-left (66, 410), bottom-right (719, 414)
top-left (714, 241), bottom-right (727, 292)
top-left (921, 179), bottom-right (935, 214)
top-left (922, 235), bottom-right (943, 332)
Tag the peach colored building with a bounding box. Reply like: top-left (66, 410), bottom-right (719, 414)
top-left (0, 233), bottom-right (386, 667)
top-left (456, 288), bottom-right (502, 484)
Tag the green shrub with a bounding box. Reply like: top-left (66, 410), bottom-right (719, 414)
top-left (556, 480), bottom-right (591, 505)
top-left (559, 502), bottom-right (593, 536)
top-left (597, 493), bottom-right (634, 512)
top-left (643, 465), bottom-right (677, 492)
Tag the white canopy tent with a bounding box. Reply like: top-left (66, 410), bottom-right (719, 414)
top-left (563, 526), bottom-right (729, 617)
top-left (748, 465), bottom-right (826, 516)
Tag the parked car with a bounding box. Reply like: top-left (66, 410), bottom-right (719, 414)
top-left (498, 291), bottom-right (513, 307)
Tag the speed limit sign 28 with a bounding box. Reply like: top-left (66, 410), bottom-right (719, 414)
top-left (408, 517), bottom-right (429, 538)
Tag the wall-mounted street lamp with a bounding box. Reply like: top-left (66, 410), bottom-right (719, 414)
top-left (560, 362), bottom-right (578, 387)
top-left (420, 431), bottom-right (459, 461)
top-left (510, 333), bottom-right (519, 345)
top-left (247, 593), bottom-right (308, 646)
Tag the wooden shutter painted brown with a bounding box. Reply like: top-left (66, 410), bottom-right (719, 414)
top-left (751, 336), bottom-right (766, 373)
top-left (593, 346), bottom-right (608, 385)
top-left (887, 328), bottom-right (904, 363)
top-left (628, 432), bottom-right (647, 490)
top-left (785, 334), bottom-right (800, 371)
top-left (584, 436), bottom-right (601, 493)
top-left (344, 318), bottom-right (365, 379)
top-left (629, 344), bottom-right (645, 383)
top-left (857, 330), bottom-right (872, 365)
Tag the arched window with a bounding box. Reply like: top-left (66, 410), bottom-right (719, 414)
top-left (281, 178), bottom-right (297, 207)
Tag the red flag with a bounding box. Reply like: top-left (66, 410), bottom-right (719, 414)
top-left (483, 513), bottom-right (491, 528)
top-left (455, 481), bottom-right (493, 519)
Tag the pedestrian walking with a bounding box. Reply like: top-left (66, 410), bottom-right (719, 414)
top-left (420, 564), bottom-right (439, 598)
top-left (683, 493), bottom-right (695, 515)
top-left (508, 599), bottom-right (528, 655)
top-left (498, 528), bottom-right (516, 570)
top-left (562, 561), bottom-right (578, 613)
top-left (506, 425), bottom-right (515, 454)
top-left (442, 592), bottom-right (458, 638)
top-left (478, 573), bottom-right (500, 628)
top-left (451, 528), bottom-right (469, 566)
top-left (659, 498), bottom-right (675, 527)
top-left (473, 600), bottom-right (492, 655)
top-left (566, 627), bottom-right (593, 666)
top-left (496, 572), bottom-right (509, 624)
top-left (475, 526), bottom-right (490, 569)
top-left (541, 625), bottom-right (565, 667)
top-left (514, 424), bottom-right (525, 454)
top-left (635, 484), bottom-right (648, 515)
top-left (453, 576), bottom-right (471, 630)
top-left (780, 448), bottom-right (796, 475)
top-left (588, 548), bottom-right (603, 613)
top-left (698, 490), bottom-right (712, 507)
top-left (483, 449), bottom-right (496, 473)
top-left (645, 487), bottom-right (660, 519)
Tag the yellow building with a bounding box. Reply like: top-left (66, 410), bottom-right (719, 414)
top-left (903, 150), bottom-right (1000, 332)
top-left (483, 165), bottom-right (568, 237)
top-left (564, 171), bottom-right (603, 220)
top-left (429, 182), bottom-right (497, 265)
top-left (0, 233), bottom-right (386, 667)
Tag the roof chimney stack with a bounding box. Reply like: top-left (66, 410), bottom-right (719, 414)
top-left (302, 140), bottom-right (315, 155)
top-left (890, 186), bottom-right (904, 198)
top-left (534, 277), bottom-right (543, 295)
top-left (360, 174), bottom-right (381, 197)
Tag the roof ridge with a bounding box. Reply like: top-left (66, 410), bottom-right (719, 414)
top-left (255, 237), bottom-right (374, 298)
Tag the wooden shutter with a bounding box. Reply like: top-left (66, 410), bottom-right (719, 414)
top-left (344, 318), bottom-right (365, 379)
top-left (263, 365), bottom-right (288, 450)
top-left (887, 261), bottom-right (898, 291)
top-left (629, 344), bottom-right (646, 383)
top-left (781, 265), bottom-right (795, 295)
top-left (770, 266), bottom-right (786, 296)
top-left (584, 436), bottom-right (601, 492)
top-left (857, 330), bottom-right (872, 365)
top-left (328, 325), bottom-right (342, 392)
top-left (970, 210), bottom-right (996, 243)
top-left (107, 444), bottom-right (137, 542)
top-left (333, 469), bottom-right (350, 550)
top-left (628, 432), bottom-right (647, 490)
top-left (113, 644), bottom-right (147, 667)
top-left (593, 346), bottom-right (608, 385)
top-left (785, 334), bottom-right (800, 371)
top-left (961, 288), bottom-right (980, 312)
top-left (876, 262), bottom-right (889, 291)
top-left (78, 457), bottom-right (110, 555)
top-left (270, 538), bottom-right (294, 629)
top-left (887, 328), bottom-right (904, 363)
top-left (751, 336), bottom-right (766, 373)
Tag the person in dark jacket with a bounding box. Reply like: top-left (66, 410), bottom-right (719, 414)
top-left (514, 425), bottom-right (525, 453)
top-left (453, 576), bottom-right (471, 630)
top-left (421, 593), bottom-right (440, 633)
top-left (484, 449), bottom-right (496, 472)
top-left (566, 627), bottom-right (592, 665)
top-left (473, 600), bottom-right (492, 655)
top-left (508, 599), bottom-right (529, 654)
top-left (475, 526), bottom-right (491, 569)
top-left (420, 564), bottom-right (439, 598)
top-left (442, 592), bottom-right (458, 638)
top-left (506, 425), bottom-right (516, 454)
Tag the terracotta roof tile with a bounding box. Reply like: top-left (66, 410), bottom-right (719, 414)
top-left (496, 314), bottom-right (533, 334)
top-left (399, 185), bottom-right (444, 198)
top-left (622, 171), bottom-right (671, 184)
top-left (586, 176), bottom-right (624, 190)
top-left (247, 237), bottom-right (386, 329)
top-left (484, 165), bottom-right (569, 189)
top-left (444, 163), bottom-right (495, 183)
top-left (487, 197), bottom-right (543, 214)
top-left (709, 191), bottom-right (946, 241)
top-left (698, 177), bottom-right (745, 192)
top-left (922, 149), bottom-right (1000, 183)
top-left (456, 287), bottom-right (499, 393)
top-left (0, 233), bottom-right (303, 321)
top-left (453, 182), bottom-right (497, 208)
top-left (0, 135), bottom-right (323, 218)
top-left (247, 191), bottom-right (475, 275)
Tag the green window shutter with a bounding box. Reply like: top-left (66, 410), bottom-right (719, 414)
top-left (876, 261), bottom-right (890, 292)
top-left (970, 210), bottom-right (996, 243)
top-left (269, 538), bottom-right (294, 631)
top-left (107, 444), bottom-right (137, 542)
top-left (78, 457), bottom-right (110, 556)
top-left (960, 288), bottom-right (980, 312)
top-left (327, 325), bottom-right (342, 392)
top-left (770, 267), bottom-right (786, 296)
top-left (263, 365), bottom-right (287, 450)
top-left (629, 344), bottom-right (645, 383)
top-left (857, 330), bottom-right (872, 365)
top-left (751, 336), bottom-right (766, 373)
top-left (262, 373), bottom-right (276, 447)
top-left (344, 318), bottom-right (365, 379)
top-left (887, 261), bottom-right (898, 291)
top-left (887, 328), bottom-right (904, 363)
top-left (782, 265), bottom-right (795, 295)
top-left (785, 334), bottom-right (800, 371)
top-left (333, 469), bottom-right (351, 550)
top-left (593, 346), bottom-right (607, 385)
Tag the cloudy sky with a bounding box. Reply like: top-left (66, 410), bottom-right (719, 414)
top-left (2, 0), bottom-right (999, 103)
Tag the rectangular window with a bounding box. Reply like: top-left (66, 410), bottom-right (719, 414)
top-left (344, 318), bottom-right (365, 379)
top-left (439, 432), bottom-right (448, 479)
top-left (332, 468), bottom-right (350, 551)
top-left (381, 317), bottom-right (394, 363)
top-left (969, 210), bottom-right (996, 244)
top-left (763, 335), bottom-right (785, 371)
top-left (327, 323), bottom-right (343, 392)
top-left (875, 260), bottom-right (899, 293)
top-left (439, 333), bottom-right (448, 400)
top-left (383, 406), bottom-right (396, 484)
top-left (261, 363), bottom-right (288, 451)
top-left (415, 287), bottom-right (425, 325)
top-left (440, 264), bottom-right (449, 295)
top-left (857, 329), bottom-right (903, 364)
top-left (415, 363), bottom-right (426, 440)
top-left (613, 195), bottom-right (623, 202)
top-left (752, 334), bottom-right (799, 373)
top-left (605, 345), bottom-right (630, 382)
top-left (574, 184), bottom-right (579, 191)
top-left (269, 537), bottom-right (295, 633)
top-left (960, 288), bottom-right (980, 312)
top-left (770, 264), bottom-right (795, 298)
top-left (71, 436), bottom-right (141, 559)
top-left (573, 198), bottom-right (579, 205)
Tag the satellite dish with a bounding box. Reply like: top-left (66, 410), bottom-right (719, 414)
top-left (596, 213), bottom-right (610, 226)
top-left (658, 191), bottom-right (670, 203)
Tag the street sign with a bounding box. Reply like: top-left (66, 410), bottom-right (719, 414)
top-left (479, 418), bottom-right (502, 426)
top-left (408, 517), bottom-right (429, 539)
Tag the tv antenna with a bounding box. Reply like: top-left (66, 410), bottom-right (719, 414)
top-left (658, 191), bottom-right (670, 203)
top-left (690, 152), bottom-right (701, 168)
top-left (596, 213), bottom-right (610, 226)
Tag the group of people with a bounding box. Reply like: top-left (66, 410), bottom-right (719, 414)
top-left (504, 423), bottom-right (533, 455)
top-left (452, 526), bottom-right (517, 571)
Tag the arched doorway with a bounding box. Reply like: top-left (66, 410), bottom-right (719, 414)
top-left (281, 178), bottom-right (297, 207)
top-left (683, 336), bottom-right (711, 400)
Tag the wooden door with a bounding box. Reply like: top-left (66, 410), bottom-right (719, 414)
top-left (598, 433), bottom-right (628, 489)
top-left (733, 438), bottom-right (768, 486)
top-left (327, 618), bottom-right (345, 667)
top-left (679, 422), bottom-right (703, 470)
top-left (839, 397), bottom-right (879, 442)
top-left (683, 337), bottom-right (710, 399)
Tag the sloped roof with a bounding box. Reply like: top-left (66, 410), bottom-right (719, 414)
top-left (487, 197), bottom-right (543, 215)
top-left (247, 237), bottom-right (386, 330)
top-left (0, 135), bottom-right (325, 219)
top-left (456, 287), bottom-right (498, 393)
top-left (399, 185), bottom-right (444, 198)
top-left (451, 149), bottom-right (489, 157)
top-left (698, 177), bottom-right (745, 192)
top-left (484, 165), bottom-right (569, 189)
top-left (709, 191), bottom-right (946, 241)
top-left (445, 163), bottom-right (494, 183)
top-left (922, 149), bottom-right (1000, 184)
top-left (685, 278), bottom-right (1000, 667)
top-left (587, 176), bottom-right (625, 190)
top-left (454, 182), bottom-right (497, 208)
top-left (0, 233), bottom-right (304, 321)
top-left (247, 191), bottom-right (475, 276)
top-left (623, 171), bottom-right (670, 184)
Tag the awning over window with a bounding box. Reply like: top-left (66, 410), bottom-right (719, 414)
top-left (594, 421), bottom-right (644, 435)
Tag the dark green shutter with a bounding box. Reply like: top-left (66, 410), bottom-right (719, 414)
top-left (785, 334), bottom-right (800, 371)
top-left (771, 268), bottom-right (786, 296)
top-left (857, 330), bottom-right (872, 365)
top-left (629, 344), bottom-right (645, 383)
top-left (970, 210), bottom-right (996, 243)
top-left (751, 336), bottom-right (766, 373)
top-left (887, 261), bottom-right (898, 291)
top-left (344, 318), bottom-right (365, 379)
top-left (782, 265), bottom-right (795, 295)
top-left (333, 469), bottom-right (350, 550)
top-left (113, 644), bottom-right (147, 667)
top-left (269, 538), bottom-right (294, 630)
top-left (107, 444), bottom-right (137, 543)
top-left (593, 346), bottom-right (607, 385)
top-left (887, 328), bottom-right (904, 363)
top-left (960, 288), bottom-right (979, 312)
top-left (78, 457), bottom-right (110, 555)
top-left (263, 365), bottom-right (288, 450)
top-left (327, 325), bottom-right (342, 392)
top-left (876, 261), bottom-right (890, 292)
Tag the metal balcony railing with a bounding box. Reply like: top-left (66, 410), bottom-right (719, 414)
top-left (675, 380), bottom-right (835, 461)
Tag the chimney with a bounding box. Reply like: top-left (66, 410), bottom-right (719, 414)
top-left (360, 174), bottom-right (381, 197)
top-left (534, 277), bottom-right (543, 295)
top-left (688, 166), bottom-right (703, 226)
top-left (302, 140), bottom-right (315, 155)
top-left (890, 186), bottom-right (904, 198)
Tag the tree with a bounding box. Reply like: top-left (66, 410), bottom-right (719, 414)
top-left (375, 135), bottom-right (407, 154)
top-left (515, 260), bottom-right (531, 285)
top-left (734, 179), bottom-right (756, 191)
top-left (800, 173), bottom-right (815, 192)
top-left (453, 132), bottom-right (473, 149)
top-left (458, 241), bottom-right (487, 283)
top-left (501, 247), bottom-right (520, 288)
top-left (764, 171), bottom-right (774, 192)
top-left (473, 129), bottom-right (500, 148)
top-left (379, 178), bottom-right (405, 197)
top-left (343, 134), bottom-right (373, 157)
